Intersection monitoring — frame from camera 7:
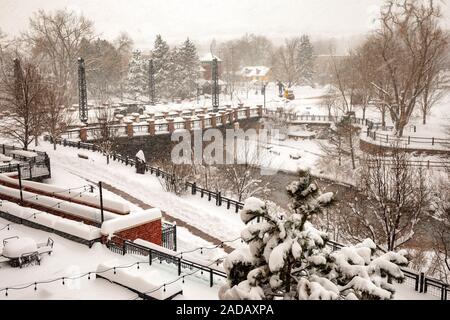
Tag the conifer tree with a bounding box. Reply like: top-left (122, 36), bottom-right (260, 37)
top-left (220, 171), bottom-right (408, 300)
top-left (152, 35), bottom-right (171, 100)
top-left (297, 35), bottom-right (315, 85)
top-left (125, 49), bottom-right (146, 100)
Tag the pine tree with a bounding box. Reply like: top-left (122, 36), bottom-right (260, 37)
top-left (219, 171), bottom-right (408, 300)
top-left (125, 50), bottom-right (146, 100)
top-left (297, 35), bottom-right (315, 85)
top-left (176, 38), bottom-right (200, 100)
top-left (152, 35), bottom-right (171, 100)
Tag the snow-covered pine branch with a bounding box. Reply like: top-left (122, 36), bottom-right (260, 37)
top-left (220, 171), bottom-right (408, 300)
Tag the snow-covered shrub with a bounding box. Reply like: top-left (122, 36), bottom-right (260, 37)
top-left (220, 171), bottom-right (408, 300)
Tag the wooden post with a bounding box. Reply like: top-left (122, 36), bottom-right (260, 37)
top-left (99, 181), bottom-right (104, 223)
top-left (17, 164), bottom-right (23, 204)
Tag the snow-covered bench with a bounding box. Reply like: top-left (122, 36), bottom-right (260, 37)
top-left (96, 260), bottom-right (183, 300)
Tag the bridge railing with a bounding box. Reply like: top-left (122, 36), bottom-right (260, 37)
top-left (365, 129), bottom-right (450, 148)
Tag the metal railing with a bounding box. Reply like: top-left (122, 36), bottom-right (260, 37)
top-left (106, 237), bottom-right (226, 287)
top-left (0, 144), bottom-right (51, 180)
top-left (51, 137), bottom-right (245, 213)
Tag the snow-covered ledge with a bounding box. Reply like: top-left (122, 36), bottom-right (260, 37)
top-left (100, 208), bottom-right (162, 237)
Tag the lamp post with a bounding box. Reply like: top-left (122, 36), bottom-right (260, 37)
top-left (262, 82), bottom-right (267, 111)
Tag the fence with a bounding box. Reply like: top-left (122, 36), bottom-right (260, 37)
top-left (264, 111), bottom-right (368, 127)
top-left (366, 129), bottom-right (450, 149)
top-left (162, 222), bottom-right (177, 251)
top-left (50, 137), bottom-right (245, 213)
top-left (0, 144), bottom-right (51, 180)
top-left (362, 159), bottom-right (450, 170)
top-left (106, 237), bottom-right (226, 287)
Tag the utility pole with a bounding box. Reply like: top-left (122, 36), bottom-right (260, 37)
top-left (99, 181), bottom-right (104, 223)
top-left (262, 82), bottom-right (267, 111)
top-left (78, 57), bottom-right (88, 123)
top-left (212, 58), bottom-right (219, 112)
top-left (17, 164), bottom-right (23, 204)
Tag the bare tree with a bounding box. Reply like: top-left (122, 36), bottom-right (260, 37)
top-left (320, 86), bottom-right (338, 117)
top-left (42, 82), bottom-right (74, 149)
top-left (329, 53), bottom-right (358, 170)
top-left (222, 137), bottom-right (270, 202)
top-left (23, 9), bottom-right (95, 106)
top-left (92, 107), bottom-right (119, 164)
top-left (370, 0), bottom-right (448, 136)
top-left (429, 173), bottom-right (450, 283)
top-left (0, 57), bottom-right (45, 149)
top-left (272, 38), bottom-right (301, 88)
top-left (418, 59), bottom-right (448, 125)
top-left (155, 163), bottom-right (191, 196)
top-left (343, 147), bottom-right (430, 251)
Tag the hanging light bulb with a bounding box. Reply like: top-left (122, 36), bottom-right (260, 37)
top-left (34, 283), bottom-right (37, 291)
top-left (57, 203), bottom-right (60, 209)
top-left (200, 247), bottom-right (203, 254)
top-left (163, 285), bottom-right (166, 292)
top-left (113, 268), bottom-right (116, 274)
top-left (35, 195), bottom-right (38, 200)
top-left (62, 278), bottom-right (65, 285)
top-left (137, 263), bottom-right (140, 270)
top-left (182, 277), bottom-right (185, 284)
top-left (88, 273), bottom-right (91, 280)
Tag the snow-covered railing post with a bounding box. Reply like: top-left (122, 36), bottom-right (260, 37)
top-left (192, 182), bottom-right (196, 195)
top-left (217, 191), bottom-right (221, 206)
top-left (99, 181), bottom-right (105, 223)
top-left (210, 269), bottom-right (214, 287)
top-left (17, 164), bottom-right (23, 204)
top-left (419, 272), bottom-right (425, 293)
top-left (178, 257), bottom-right (182, 276)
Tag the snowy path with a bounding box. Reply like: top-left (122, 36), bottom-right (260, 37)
top-left (35, 141), bottom-right (245, 251)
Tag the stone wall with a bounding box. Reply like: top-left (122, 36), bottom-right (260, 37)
top-left (114, 118), bottom-right (263, 163)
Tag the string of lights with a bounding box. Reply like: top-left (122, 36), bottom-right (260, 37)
top-left (175, 236), bottom-right (242, 259)
top-left (1, 257), bottom-right (224, 298)
top-left (141, 259), bottom-right (222, 296)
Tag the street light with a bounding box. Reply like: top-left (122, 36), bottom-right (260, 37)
top-left (262, 81), bottom-right (267, 112)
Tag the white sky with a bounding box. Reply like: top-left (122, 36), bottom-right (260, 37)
top-left (1, 0), bottom-right (449, 50)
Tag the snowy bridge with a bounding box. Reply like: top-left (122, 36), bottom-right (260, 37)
top-left (60, 105), bottom-right (263, 142)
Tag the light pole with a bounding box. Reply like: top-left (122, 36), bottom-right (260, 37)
top-left (262, 81), bottom-right (267, 112)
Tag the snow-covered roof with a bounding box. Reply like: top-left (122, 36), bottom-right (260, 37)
top-left (240, 66), bottom-right (270, 78)
top-left (200, 53), bottom-right (222, 62)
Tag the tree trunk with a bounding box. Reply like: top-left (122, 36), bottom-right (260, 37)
top-left (53, 142), bottom-right (57, 150)
top-left (349, 126), bottom-right (356, 170)
top-left (422, 112), bottom-right (427, 125)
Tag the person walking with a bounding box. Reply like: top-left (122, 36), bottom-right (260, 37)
top-left (277, 80), bottom-right (284, 97)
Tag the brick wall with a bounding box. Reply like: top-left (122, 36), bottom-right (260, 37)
top-left (114, 219), bottom-right (162, 245)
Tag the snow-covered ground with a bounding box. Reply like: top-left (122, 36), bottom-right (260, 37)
top-left (26, 142), bottom-right (244, 252)
top-left (0, 218), bottom-right (224, 300)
